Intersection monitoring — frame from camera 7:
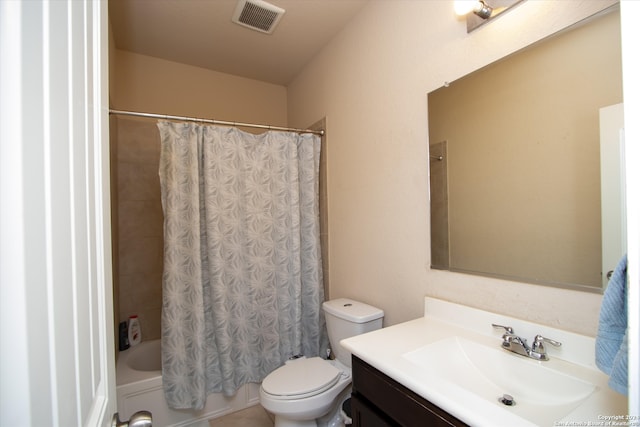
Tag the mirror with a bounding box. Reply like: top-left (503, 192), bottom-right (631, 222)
top-left (428, 6), bottom-right (623, 292)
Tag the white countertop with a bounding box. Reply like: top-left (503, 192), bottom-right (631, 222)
top-left (341, 297), bottom-right (627, 427)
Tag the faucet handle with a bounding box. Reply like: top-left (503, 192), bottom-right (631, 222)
top-left (491, 323), bottom-right (514, 334)
top-left (531, 335), bottom-right (562, 356)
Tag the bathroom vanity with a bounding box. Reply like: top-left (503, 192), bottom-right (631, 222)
top-left (351, 355), bottom-right (466, 426)
top-left (341, 297), bottom-right (627, 427)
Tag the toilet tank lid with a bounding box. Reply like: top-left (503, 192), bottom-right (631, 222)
top-left (322, 298), bottom-right (384, 323)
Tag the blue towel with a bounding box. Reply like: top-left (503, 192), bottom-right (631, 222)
top-left (595, 254), bottom-right (628, 395)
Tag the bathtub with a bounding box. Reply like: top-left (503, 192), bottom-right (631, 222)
top-left (116, 339), bottom-right (261, 427)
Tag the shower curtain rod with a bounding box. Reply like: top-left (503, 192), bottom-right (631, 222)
top-left (109, 109), bottom-right (325, 136)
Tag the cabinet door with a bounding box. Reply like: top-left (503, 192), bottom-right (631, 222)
top-left (351, 394), bottom-right (398, 427)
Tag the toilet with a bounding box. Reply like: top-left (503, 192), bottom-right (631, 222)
top-left (259, 298), bottom-right (384, 427)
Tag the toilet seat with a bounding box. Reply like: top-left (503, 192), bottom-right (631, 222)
top-left (262, 357), bottom-right (342, 400)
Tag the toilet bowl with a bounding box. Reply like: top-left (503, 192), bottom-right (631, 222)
top-left (259, 298), bottom-right (384, 427)
top-left (260, 357), bottom-right (351, 427)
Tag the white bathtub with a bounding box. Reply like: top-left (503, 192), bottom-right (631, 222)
top-left (116, 339), bottom-right (261, 427)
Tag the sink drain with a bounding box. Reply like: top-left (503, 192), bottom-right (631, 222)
top-left (499, 394), bottom-right (515, 406)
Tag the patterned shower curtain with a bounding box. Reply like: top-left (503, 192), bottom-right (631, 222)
top-left (157, 121), bottom-right (326, 410)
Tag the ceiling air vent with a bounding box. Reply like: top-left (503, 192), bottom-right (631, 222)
top-left (232, 0), bottom-right (285, 34)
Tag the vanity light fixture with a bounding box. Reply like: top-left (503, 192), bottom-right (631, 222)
top-left (454, 0), bottom-right (524, 33)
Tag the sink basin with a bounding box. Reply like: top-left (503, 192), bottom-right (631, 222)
top-left (403, 337), bottom-right (598, 426)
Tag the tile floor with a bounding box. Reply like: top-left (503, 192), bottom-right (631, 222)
top-left (208, 405), bottom-right (274, 427)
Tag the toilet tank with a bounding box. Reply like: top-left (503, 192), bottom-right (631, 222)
top-left (322, 298), bottom-right (384, 367)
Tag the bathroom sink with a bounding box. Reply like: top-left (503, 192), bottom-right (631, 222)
top-left (402, 336), bottom-right (598, 426)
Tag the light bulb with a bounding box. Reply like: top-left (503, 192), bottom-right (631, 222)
top-left (454, 0), bottom-right (479, 16)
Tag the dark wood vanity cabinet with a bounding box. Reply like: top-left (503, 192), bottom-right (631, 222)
top-left (351, 355), bottom-right (468, 427)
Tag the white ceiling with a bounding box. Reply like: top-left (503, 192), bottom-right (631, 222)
top-left (109, 0), bottom-right (369, 86)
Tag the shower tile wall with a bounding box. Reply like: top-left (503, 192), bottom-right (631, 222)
top-left (115, 117), bottom-right (163, 341)
top-left (314, 119), bottom-right (330, 300)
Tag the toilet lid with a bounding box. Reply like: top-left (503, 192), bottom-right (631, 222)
top-left (262, 357), bottom-right (342, 399)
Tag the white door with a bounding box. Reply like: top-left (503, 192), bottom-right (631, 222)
top-left (599, 103), bottom-right (626, 287)
top-left (0, 1), bottom-right (117, 426)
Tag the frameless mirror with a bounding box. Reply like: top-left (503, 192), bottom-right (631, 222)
top-left (428, 6), bottom-right (624, 292)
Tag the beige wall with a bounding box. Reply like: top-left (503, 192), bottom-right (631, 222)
top-left (110, 50), bottom-right (289, 340)
top-left (287, 0), bottom-right (618, 335)
top-left (429, 10), bottom-right (622, 289)
top-left (111, 49), bottom-right (288, 126)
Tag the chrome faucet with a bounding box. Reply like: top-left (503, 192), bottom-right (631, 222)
top-left (492, 324), bottom-right (561, 361)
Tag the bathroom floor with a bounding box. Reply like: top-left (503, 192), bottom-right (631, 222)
top-left (209, 405), bottom-right (274, 427)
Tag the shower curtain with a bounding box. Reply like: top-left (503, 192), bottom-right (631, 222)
top-left (157, 121), bottom-right (326, 410)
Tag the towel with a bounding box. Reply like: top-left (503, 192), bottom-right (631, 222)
top-left (595, 254), bottom-right (628, 395)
